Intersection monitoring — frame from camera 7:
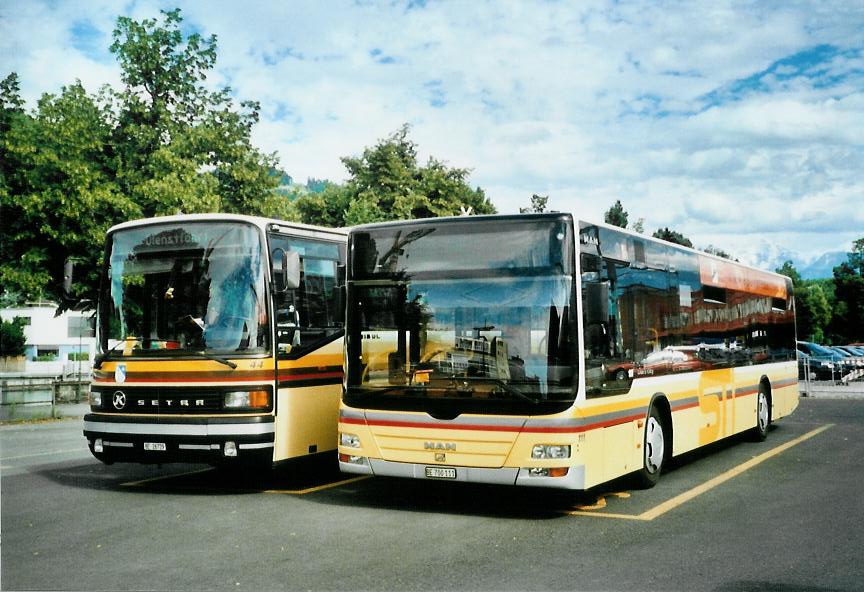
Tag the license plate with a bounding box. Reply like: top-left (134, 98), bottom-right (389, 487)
top-left (144, 442), bottom-right (167, 451)
top-left (425, 466), bottom-right (456, 479)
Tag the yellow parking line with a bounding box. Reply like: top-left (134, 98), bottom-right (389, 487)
top-left (121, 467), bottom-right (214, 487)
top-left (120, 468), bottom-right (369, 494)
top-left (264, 475), bottom-right (371, 495)
top-left (569, 424), bottom-right (834, 521)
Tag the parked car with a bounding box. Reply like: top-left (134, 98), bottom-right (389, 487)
top-left (797, 341), bottom-right (856, 374)
top-left (797, 351), bottom-right (836, 380)
top-left (837, 345), bottom-right (864, 357)
top-left (827, 346), bottom-right (864, 367)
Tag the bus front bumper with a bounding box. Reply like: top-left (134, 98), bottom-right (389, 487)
top-left (339, 457), bottom-right (586, 490)
top-left (83, 414), bottom-right (275, 465)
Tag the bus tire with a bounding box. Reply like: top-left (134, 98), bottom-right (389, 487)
top-left (750, 383), bottom-right (771, 442)
top-left (636, 405), bottom-right (667, 488)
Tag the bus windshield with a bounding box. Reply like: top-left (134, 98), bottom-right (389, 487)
top-left (345, 216), bottom-right (578, 415)
top-left (99, 222), bottom-right (269, 357)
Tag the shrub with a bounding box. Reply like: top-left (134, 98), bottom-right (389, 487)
top-left (1, 318), bottom-right (27, 357)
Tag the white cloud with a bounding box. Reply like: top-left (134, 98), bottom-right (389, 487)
top-left (4, 0), bottom-right (864, 267)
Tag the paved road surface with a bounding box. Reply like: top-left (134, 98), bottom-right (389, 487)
top-left (2, 399), bottom-right (862, 591)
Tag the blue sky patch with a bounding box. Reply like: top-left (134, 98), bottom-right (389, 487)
top-left (70, 20), bottom-right (109, 63)
top-left (262, 47), bottom-right (305, 66)
top-left (424, 80), bottom-right (446, 108)
top-left (370, 48), bottom-right (397, 64)
top-left (699, 44), bottom-right (861, 110)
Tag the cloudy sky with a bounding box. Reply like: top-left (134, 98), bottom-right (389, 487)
top-left (3, 0), bottom-right (863, 269)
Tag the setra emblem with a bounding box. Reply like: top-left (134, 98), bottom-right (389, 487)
top-left (115, 364), bottom-right (126, 384)
top-left (112, 391), bottom-right (127, 410)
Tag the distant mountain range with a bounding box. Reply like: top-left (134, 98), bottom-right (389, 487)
top-left (750, 245), bottom-right (850, 279)
top-left (797, 251), bottom-right (850, 279)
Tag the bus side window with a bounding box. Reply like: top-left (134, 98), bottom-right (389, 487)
top-left (269, 234), bottom-right (344, 358)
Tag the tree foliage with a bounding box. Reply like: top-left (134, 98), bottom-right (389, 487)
top-left (293, 125), bottom-right (495, 227)
top-left (0, 317), bottom-right (27, 358)
top-left (652, 227), bottom-right (693, 248)
top-left (1, 79), bottom-right (138, 304)
top-left (519, 194), bottom-right (548, 214)
top-left (1, 10), bottom-right (286, 308)
top-left (828, 238), bottom-right (864, 343)
top-left (604, 200), bottom-right (628, 228)
top-left (109, 9), bottom-right (282, 219)
top-left (800, 283), bottom-right (833, 343)
top-left (776, 260), bottom-right (831, 342)
top-left (703, 245), bottom-right (734, 260)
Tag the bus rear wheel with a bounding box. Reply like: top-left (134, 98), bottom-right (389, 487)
top-left (750, 385), bottom-right (770, 442)
top-left (636, 406), bottom-right (666, 488)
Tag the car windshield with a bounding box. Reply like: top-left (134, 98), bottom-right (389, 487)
top-left (345, 216), bottom-right (578, 414)
top-left (99, 222), bottom-right (268, 357)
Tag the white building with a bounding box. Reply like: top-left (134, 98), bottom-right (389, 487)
top-left (1, 303), bottom-right (95, 376)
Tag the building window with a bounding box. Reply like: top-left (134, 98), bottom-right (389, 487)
top-left (36, 348), bottom-right (59, 361)
top-left (67, 316), bottom-right (95, 338)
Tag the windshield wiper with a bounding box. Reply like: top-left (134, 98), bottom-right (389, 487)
top-left (95, 340), bottom-right (237, 370)
top-left (190, 351), bottom-right (237, 369)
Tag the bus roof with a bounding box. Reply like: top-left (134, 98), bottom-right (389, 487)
top-left (107, 213), bottom-right (348, 240)
top-left (349, 212), bottom-right (791, 283)
top-left (582, 216), bottom-right (791, 283)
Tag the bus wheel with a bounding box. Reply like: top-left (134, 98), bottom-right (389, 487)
top-left (751, 385), bottom-right (770, 442)
top-left (636, 406), bottom-right (666, 488)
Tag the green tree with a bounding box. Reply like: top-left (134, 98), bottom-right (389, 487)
top-left (0, 318), bottom-right (27, 358)
top-left (775, 260), bottom-right (802, 285)
top-left (829, 238), bottom-right (864, 343)
top-left (776, 260), bottom-right (832, 342)
top-left (1, 81), bottom-right (139, 305)
top-left (652, 227), bottom-right (693, 248)
top-left (800, 284), bottom-right (832, 343)
top-left (109, 9), bottom-right (282, 219)
top-left (294, 125), bottom-right (495, 226)
top-left (1, 10), bottom-right (288, 307)
top-left (604, 200), bottom-right (628, 228)
top-left (703, 245), bottom-right (734, 260)
top-left (519, 194), bottom-right (548, 214)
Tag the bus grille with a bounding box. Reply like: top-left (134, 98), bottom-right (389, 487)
top-left (93, 387), bottom-right (224, 414)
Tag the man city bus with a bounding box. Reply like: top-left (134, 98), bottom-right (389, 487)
top-left (84, 214), bottom-right (346, 469)
top-left (337, 213), bottom-right (797, 489)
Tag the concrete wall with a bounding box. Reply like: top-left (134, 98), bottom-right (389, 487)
top-left (0, 374), bottom-right (89, 420)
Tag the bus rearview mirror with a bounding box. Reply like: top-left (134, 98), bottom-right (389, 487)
top-left (273, 249), bottom-right (301, 292)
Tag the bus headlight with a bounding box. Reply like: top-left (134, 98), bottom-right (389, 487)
top-left (90, 391), bottom-right (102, 408)
top-left (223, 390), bottom-right (271, 410)
top-left (340, 433), bottom-right (361, 448)
top-left (532, 444), bottom-right (571, 459)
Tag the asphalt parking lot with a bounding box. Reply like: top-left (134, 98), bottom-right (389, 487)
top-left (2, 397), bottom-right (863, 591)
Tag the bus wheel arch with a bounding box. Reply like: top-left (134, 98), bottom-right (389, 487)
top-left (636, 394), bottom-right (672, 488)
